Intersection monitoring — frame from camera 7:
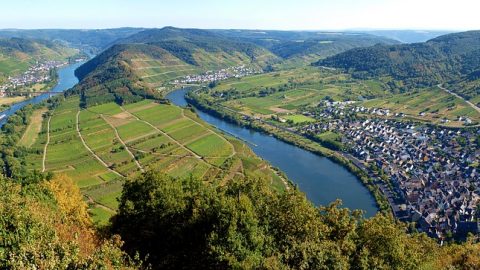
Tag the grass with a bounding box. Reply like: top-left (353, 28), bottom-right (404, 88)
top-left (18, 108), bottom-right (47, 147)
top-left (87, 103), bottom-right (123, 115)
top-left (116, 120), bottom-right (156, 141)
top-left (316, 131), bottom-right (341, 141)
top-left (283, 114), bottom-right (316, 123)
top-left (0, 96), bottom-right (26, 105)
top-left (90, 206), bottom-right (114, 226)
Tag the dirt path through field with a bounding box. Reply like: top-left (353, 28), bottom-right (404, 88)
top-left (76, 111), bottom-right (124, 177)
top-left (119, 105), bottom-right (206, 160)
top-left (42, 113), bottom-right (52, 172)
top-left (438, 84), bottom-right (480, 114)
top-left (101, 115), bottom-right (145, 173)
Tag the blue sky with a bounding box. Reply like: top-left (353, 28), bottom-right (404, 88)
top-left (1, 0), bottom-right (479, 30)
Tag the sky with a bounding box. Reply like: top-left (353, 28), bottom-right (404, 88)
top-left (0, 0), bottom-right (479, 30)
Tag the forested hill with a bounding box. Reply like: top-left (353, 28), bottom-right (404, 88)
top-left (362, 30), bottom-right (453, 43)
top-left (0, 28), bottom-right (144, 51)
top-left (213, 29), bottom-right (399, 64)
top-left (314, 31), bottom-right (480, 92)
top-left (0, 37), bottom-right (77, 81)
top-left (73, 27), bottom-right (280, 107)
top-left (114, 27), bottom-right (279, 66)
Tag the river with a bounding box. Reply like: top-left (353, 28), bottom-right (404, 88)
top-left (167, 88), bottom-right (379, 217)
top-left (0, 62), bottom-right (84, 128)
top-left (0, 63), bottom-right (378, 217)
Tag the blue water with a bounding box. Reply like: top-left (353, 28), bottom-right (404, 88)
top-left (0, 62), bottom-right (83, 128)
top-left (167, 88), bottom-right (379, 217)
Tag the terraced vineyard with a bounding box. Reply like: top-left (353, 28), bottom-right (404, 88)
top-left (124, 49), bottom-right (271, 90)
top-left (24, 96), bottom-right (285, 224)
top-left (199, 66), bottom-right (480, 126)
top-left (206, 67), bottom-right (386, 118)
top-left (361, 87), bottom-right (480, 126)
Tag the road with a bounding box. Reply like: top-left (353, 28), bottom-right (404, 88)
top-left (101, 114), bottom-right (145, 173)
top-left (75, 111), bottom-right (124, 178)
top-left (42, 114), bottom-right (52, 172)
top-left (438, 84), bottom-right (480, 114)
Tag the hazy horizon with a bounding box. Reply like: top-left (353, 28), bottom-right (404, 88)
top-left (1, 0), bottom-right (478, 31)
top-left (0, 27), bottom-right (465, 32)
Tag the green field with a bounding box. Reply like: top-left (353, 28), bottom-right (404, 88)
top-left (201, 67), bottom-right (480, 127)
top-left (18, 108), bottom-right (46, 147)
top-left (362, 87), bottom-right (480, 126)
top-left (209, 67), bottom-right (388, 118)
top-left (24, 96), bottom-right (285, 224)
top-left (283, 114), bottom-right (316, 123)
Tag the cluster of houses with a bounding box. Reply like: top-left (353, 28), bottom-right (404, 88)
top-left (0, 60), bottom-right (66, 96)
top-left (298, 108), bottom-right (480, 239)
top-left (173, 65), bottom-right (259, 85)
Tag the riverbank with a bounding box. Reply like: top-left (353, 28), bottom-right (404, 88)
top-left (0, 62), bottom-right (84, 128)
top-left (166, 88), bottom-right (379, 216)
top-left (184, 90), bottom-right (390, 213)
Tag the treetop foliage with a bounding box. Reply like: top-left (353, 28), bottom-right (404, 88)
top-left (111, 170), bottom-right (480, 270)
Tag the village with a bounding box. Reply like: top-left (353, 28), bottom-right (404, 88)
top-left (173, 65), bottom-right (259, 85)
top-left (0, 60), bottom-right (66, 96)
top-left (296, 102), bottom-right (480, 240)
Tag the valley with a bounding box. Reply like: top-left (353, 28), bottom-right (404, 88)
top-left (0, 22), bottom-right (479, 269)
top-left (21, 95), bottom-right (285, 224)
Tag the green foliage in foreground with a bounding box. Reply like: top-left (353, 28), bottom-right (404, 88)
top-left (0, 175), bottom-right (142, 269)
top-left (111, 171), bottom-right (480, 270)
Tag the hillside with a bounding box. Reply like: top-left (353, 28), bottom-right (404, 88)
top-left (0, 37), bottom-right (78, 82)
top-left (449, 73), bottom-right (480, 106)
top-left (2, 98), bottom-right (480, 269)
top-left (0, 28), bottom-right (144, 52)
top-left (315, 31), bottom-right (480, 96)
top-left (363, 30), bottom-right (453, 43)
top-left (73, 27), bottom-right (280, 107)
top-left (213, 29), bottom-right (399, 65)
top-left (73, 27), bottom-right (405, 107)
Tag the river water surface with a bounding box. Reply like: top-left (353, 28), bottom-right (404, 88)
top-left (166, 88), bottom-right (379, 217)
top-left (0, 62), bottom-right (84, 128)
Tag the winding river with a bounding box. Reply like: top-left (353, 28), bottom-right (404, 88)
top-left (0, 63), bottom-right (378, 217)
top-left (167, 88), bottom-right (379, 217)
top-left (0, 62), bottom-right (84, 128)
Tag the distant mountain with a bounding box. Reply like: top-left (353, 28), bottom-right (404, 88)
top-left (115, 27), bottom-right (279, 66)
top-left (0, 28), bottom-right (144, 52)
top-left (360, 30), bottom-right (454, 43)
top-left (74, 27), bottom-right (279, 107)
top-left (0, 37), bottom-right (77, 82)
top-left (213, 29), bottom-right (399, 64)
top-left (315, 31), bottom-right (480, 97)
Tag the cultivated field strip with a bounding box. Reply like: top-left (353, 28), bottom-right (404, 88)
top-left (24, 97), bottom-right (285, 224)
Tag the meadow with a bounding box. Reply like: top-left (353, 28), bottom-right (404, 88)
top-left (18, 108), bottom-right (47, 147)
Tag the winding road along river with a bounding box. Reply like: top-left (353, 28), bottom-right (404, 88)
top-left (167, 88), bottom-right (379, 217)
